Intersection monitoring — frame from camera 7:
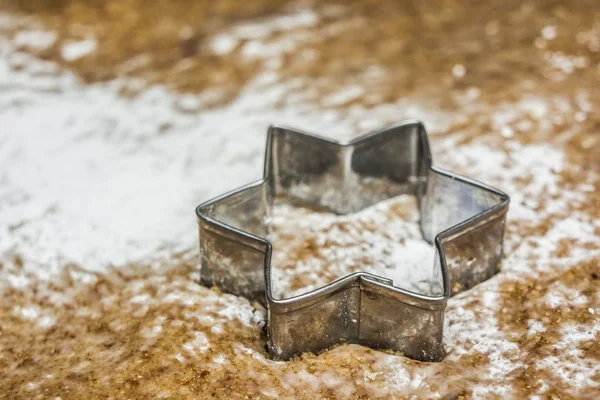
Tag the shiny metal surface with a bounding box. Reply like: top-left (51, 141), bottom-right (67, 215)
top-left (196, 120), bottom-right (509, 362)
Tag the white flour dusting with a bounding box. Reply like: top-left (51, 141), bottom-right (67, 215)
top-left (60, 38), bottom-right (97, 61)
top-left (269, 196), bottom-right (435, 298)
top-left (0, 9), bottom-right (598, 399)
top-left (0, 24), bottom-right (445, 278)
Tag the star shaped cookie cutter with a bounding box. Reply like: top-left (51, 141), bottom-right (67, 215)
top-left (196, 120), bottom-right (509, 361)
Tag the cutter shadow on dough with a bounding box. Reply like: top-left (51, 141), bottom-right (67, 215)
top-left (196, 120), bottom-right (509, 362)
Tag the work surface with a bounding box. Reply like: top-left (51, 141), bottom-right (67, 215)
top-left (0, 1), bottom-right (598, 398)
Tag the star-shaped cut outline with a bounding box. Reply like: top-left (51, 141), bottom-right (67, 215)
top-left (196, 120), bottom-right (509, 361)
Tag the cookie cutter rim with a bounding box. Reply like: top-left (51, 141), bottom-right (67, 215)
top-left (196, 120), bottom-right (510, 361)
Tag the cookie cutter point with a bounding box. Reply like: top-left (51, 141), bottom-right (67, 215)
top-left (196, 120), bottom-right (509, 362)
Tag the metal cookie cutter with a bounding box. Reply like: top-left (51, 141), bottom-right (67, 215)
top-left (196, 120), bottom-right (509, 362)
